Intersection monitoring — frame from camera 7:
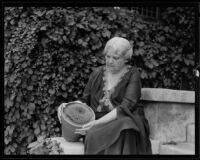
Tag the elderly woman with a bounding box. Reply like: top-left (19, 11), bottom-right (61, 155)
top-left (58, 37), bottom-right (152, 154)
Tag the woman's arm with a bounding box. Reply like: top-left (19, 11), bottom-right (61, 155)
top-left (116, 69), bottom-right (141, 118)
top-left (95, 108), bottom-right (117, 125)
top-left (75, 108), bottom-right (117, 135)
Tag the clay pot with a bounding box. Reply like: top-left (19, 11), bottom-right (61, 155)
top-left (61, 101), bottom-right (95, 142)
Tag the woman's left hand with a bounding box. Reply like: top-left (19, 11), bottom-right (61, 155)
top-left (74, 120), bottom-right (97, 135)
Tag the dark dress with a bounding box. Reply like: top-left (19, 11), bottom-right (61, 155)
top-left (79, 65), bottom-right (152, 155)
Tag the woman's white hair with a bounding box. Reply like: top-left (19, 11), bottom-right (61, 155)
top-left (103, 37), bottom-right (133, 61)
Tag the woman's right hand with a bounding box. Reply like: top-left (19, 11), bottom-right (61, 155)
top-left (57, 103), bottom-right (68, 123)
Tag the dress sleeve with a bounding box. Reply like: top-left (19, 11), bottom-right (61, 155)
top-left (116, 69), bottom-right (142, 118)
top-left (79, 68), bottom-right (97, 105)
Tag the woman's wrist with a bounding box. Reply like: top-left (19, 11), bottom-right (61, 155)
top-left (94, 119), bottom-right (100, 126)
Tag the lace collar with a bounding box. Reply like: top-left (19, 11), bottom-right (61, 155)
top-left (96, 65), bottom-right (131, 112)
top-left (102, 65), bottom-right (131, 95)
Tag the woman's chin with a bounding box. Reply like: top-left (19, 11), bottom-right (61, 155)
top-left (108, 68), bottom-right (120, 74)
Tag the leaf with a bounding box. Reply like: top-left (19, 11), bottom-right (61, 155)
top-left (136, 23), bottom-right (145, 29)
top-left (66, 77), bottom-right (72, 84)
top-left (27, 85), bottom-right (33, 91)
top-left (41, 124), bottom-right (46, 131)
top-left (141, 70), bottom-right (148, 79)
top-left (9, 74), bottom-right (16, 83)
top-left (40, 26), bottom-right (47, 31)
top-left (138, 41), bottom-right (144, 47)
top-left (62, 92), bottom-right (68, 98)
top-left (34, 127), bottom-right (40, 135)
top-left (21, 62), bottom-right (27, 68)
top-left (160, 46), bottom-right (168, 51)
top-left (5, 98), bottom-right (13, 109)
top-left (48, 89), bottom-right (55, 95)
top-left (22, 82), bottom-right (27, 88)
top-left (102, 30), bottom-right (111, 38)
top-left (61, 84), bottom-right (66, 91)
top-left (27, 141), bottom-right (40, 149)
top-left (76, 24), bottom-right (84, 29)
top-left (90, 24), bottom-right (97, 29)
top-left (28, 103), bottom-right (36, 111)
top-left (5, 138), bottom-right (9, 145)
top-left (16, 95), bottom-right (22, 102)
top-left (63, 35), bottom-right (67, 41)
top-left (8, 126), bottom-right (15, 135)
top-left (135, 48), bottom-right (145, 56)
top-left (68, 21), bottom-right (75, 26)
top-left (34, 10), bottom-right (45, 17)
top-left (31, 75), bottom-right (37, 81)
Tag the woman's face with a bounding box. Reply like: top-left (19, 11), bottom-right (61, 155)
top-left (105, 50), bottom-right (126, 73)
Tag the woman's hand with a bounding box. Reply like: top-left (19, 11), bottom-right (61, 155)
top-left (74, 120), bottom-right (98, 135)
top-left (57, 103), bottom-right (68, 123)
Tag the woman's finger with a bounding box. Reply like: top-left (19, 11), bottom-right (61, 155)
top-left (82, 123), bottom-right (91, 128)
top-left (75, 127), bottom-right (90, 132)
top-left (74, 130), bottom-right (87, 135)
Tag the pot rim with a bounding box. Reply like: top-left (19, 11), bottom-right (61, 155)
top-left (61, 101), bottom-right (95, 127)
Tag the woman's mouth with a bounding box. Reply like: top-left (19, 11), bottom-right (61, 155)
top-left (107, 65), bottom-right (114, 68)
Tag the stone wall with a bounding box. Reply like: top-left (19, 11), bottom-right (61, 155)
top-left (141, 88), bottom-right (195, 144)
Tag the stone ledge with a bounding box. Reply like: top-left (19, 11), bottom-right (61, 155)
top-left (159, 142), bottom-right (195, 155)
top-left (50, 137), bottom-right (84, 154)
top-left (51, 137), bottom-right (159, 154)
top-left (150, 139), bottom-right (160, 155)
top-left (141, 88), bottom-right (195, 103)
top-left (186, 123), bottom-right (195, 143)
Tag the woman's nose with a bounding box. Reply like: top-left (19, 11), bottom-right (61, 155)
top-left (107, 58), bottom-right (113, 64)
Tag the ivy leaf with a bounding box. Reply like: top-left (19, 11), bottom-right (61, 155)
top-left (77, 24), bottom-right (84, 29)
top-left (48, 89), bottom-right (55, 95)
top-left (21, 62), bottom-right (27, 68)
top-left (102, 30), bottom-right (111, 38)
top-left (61, 84), bottom-right (66, 91)
top-left (5, 138), bottom-right (9, 145)
top-left (66, 77), bottom-right (72, 84)
top-left (27, 85), bottom-right (33, 91)
top-left (9, 74), bottom-right (16, 83)
top-left (135, 48), bottom-right (145, 56)
top-left (34, 127), bottom-right (40, 135)
top-left (62, 92), bottom-right (68, 98)
top-left (141, 70), bottom-right (148, 79)
top-left (40, 26), bottom-right (47, 31)
top-left (34, 10), bottom-right (45, 17)
top-left (90, 24), bottom-right (97, 29)
top-left (5, 98), bottom-right (13, 109)
top-left (138, 41), bottom-right (145, 47)
top-left (184, 58), bottom-right (194, 66)
top-left (160, 46), bottom-right (168, 51)
top-left (181, 67), bottom-right (188, 73)
top-left (31, 75), bottom-right (37, 81)
top-left (28, 103), bottom-right (36, 111)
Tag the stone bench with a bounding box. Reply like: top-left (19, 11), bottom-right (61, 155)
top-left (31, 88), bottom-right (195, 154)
top-left (141, 88), bottom-right (195, 144)
top-left (141, 88), bottom-right (195, 155)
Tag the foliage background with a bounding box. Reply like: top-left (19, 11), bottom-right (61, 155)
top-left (4, 7), bottom-right (195, 154)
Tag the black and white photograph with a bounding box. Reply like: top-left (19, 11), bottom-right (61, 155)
top-left (3, 1), bottom-right (200, 159)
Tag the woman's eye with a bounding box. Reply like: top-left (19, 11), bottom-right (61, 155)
top-left (114, 57), bottom-right (119, 60)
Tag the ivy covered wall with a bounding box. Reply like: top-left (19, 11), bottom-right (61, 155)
top-left (4, 7), bottom-right (195, 154)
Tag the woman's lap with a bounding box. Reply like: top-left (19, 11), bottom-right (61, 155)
top-left (84, 116), bottom-right (144, 154)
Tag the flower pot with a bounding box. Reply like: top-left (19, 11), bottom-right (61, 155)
top-left (61, 101), bottom-right (95, 142)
